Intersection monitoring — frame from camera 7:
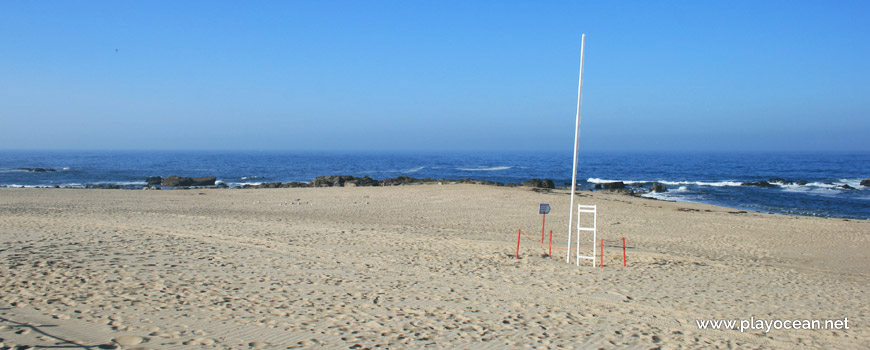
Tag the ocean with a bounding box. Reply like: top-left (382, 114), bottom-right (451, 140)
top-left (1, 150), bottom-right (868, 220)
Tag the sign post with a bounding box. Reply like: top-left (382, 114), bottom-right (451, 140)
top-left (539, 204), bottom-right (550, 243)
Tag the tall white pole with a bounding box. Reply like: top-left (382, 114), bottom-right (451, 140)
top-left (566, 34), bottom-right (586, 263)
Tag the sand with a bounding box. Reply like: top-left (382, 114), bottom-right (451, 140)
top-left (0, 185), bottom-right (867, 349)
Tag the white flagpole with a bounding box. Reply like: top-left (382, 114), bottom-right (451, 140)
top-left (566, 34), bottom-right (586, 263)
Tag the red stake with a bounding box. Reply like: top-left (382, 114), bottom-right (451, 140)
top-left (516, 229), bottom-right (521, 259)
top-left (541, 214), bottom-right (546, 243)
top-left (622, 237), bottom-right (626, 266)
top-left (600, 239), bottom-right (604, 268)
top-left (548, 230), bottom-right (553, 258)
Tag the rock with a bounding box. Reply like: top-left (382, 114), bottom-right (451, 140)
top-left (312, 175), bottom-right (358, 187)
top-left (594, 184), bottom-right (602, 189)
top-left (521, 179), bottom-right (543, 187)
top-left (768, 177), bottom-right (794, 185)
top-left (353, 176), bottom-right (380, 186)
top-left (16, 168), bottom-right (57, 172)
top-left (279, 182), bottom-right (310, 188)
top-left (602, 182), bottom-right (625, 190)
top-left (798, 180), bottom-right (809, 186)
top-left (112, 335), bottom-right (144, 346)
top-left (162, 176), bottom-right (216, 187)
top-left (840, 184), bottom-right (856, 190)
top-left (145, 176), bottom-right (163, 185)
top-left (383, 176), bottom-right (426, 186)
top-left (861, 178), bottom-right (870, 187)
top-left (740, 181), bottom-right (777, 188)
top-left (541, 179), bottom-right (555, 189)
top-left (650, 183), bottom-right (667, 193)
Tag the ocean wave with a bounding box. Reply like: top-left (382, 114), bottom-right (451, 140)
top-left (456, 166), bottom-right (513, 171)
top-left (404, 166), bottom-right (425, 173)
top-left (586, 178), bottom-right (742, 187)
top-left (586, 178), bottom-right (645, 184)
top-left (226, 182), bottom-right (263, 187)
top-left (640, 191), bottom-right (689, 202)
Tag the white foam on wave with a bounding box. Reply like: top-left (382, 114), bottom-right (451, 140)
top-left (586, 178), bottom-right (742, 187)
top-left (837, 178), bottom-right (866, 189)
top-left (586, 178), bottom-right (645, 185)
top-left (227, 181), bottom-right (264, 187)
top-left (457, 166), bottom-right (513, 171)
top-left (405, 166), bottom-right (425, 173)
top-left (640, 191), bottom-right (689, 202)
top-left (659, 180), bottom-right (743, 187)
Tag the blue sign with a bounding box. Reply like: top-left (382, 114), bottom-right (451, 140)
top-left (539, 203), bottom-right (551, 215)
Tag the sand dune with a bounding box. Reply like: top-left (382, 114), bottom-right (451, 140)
top-left (0, 185), bottom-right (867, 349)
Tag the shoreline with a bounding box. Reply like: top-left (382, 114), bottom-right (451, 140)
top-left (2, 175), bottom-right (868, 221)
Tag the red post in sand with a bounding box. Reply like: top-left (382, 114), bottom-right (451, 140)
top-left (516, 229), bottom-right (521, 259)
top-left (622, 237), bottom-right (626, 266)
top-left (541, 213), bottom-right (546, 243)
top-left (600, 239), bottom-right (604, 268)
top-left (548, 230), bottom-right (553, 258)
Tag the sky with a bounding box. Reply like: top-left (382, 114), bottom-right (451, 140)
top-left (1, 1), bottom-right (868, 152)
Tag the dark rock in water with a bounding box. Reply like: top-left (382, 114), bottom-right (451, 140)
top-left (17, 168), bottom-right (57, 172)
top-left (798, 180), bottom-right (809, 186)
top-left (768, 177), bottom-right (794, 185)
top-left (594, 184), bottom-right (602, 189)
top-left (650, 183), bottom-right (667, 193)
top-left (146, 176), bottom-right (163, 185)
top-left (602, 182), bottom-right (626, 190)
top-left (162, 176), bottom-right (217, 187)
top-left (840, 184), bottom-right (856, 190)
top-left (216, 182), bottom-right (229, 189)
top-left (861, 178), bottom-right (870, 187)
top-left (280, 182), bottom-right (310, 188)
top-left (741, 181), bottom-right (777, 188)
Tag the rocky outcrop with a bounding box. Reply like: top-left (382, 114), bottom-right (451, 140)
top-left (768, 177), bottom-right (795, 185)
top-left (861, 178), bottom-right (870, 187)
top-left (840, 184), bottom-right (856, 190)
top-left (521, 179), bottom-right (543, 188)
top-left (162, 176), bottom-right (217, 187)
top-left (650, 183), bottom-right (667, 193)
top-left (17, 168), bottom-right (57, 172)
top-left (602, 182), bottom-right (626, 190)
top-left (741, 181), bottom-right (777, 188)
top-left (146, 176), bottom-right (163, 185)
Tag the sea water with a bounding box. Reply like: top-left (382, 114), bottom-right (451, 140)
top-left (1, 150), bottom-right (868, 219)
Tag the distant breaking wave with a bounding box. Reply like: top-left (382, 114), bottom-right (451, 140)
top-left (456, 166), bottom-right (513, 171)
top-left (586, 178), bottom-right (867, 190)
top-left (584, 178), bottom-right (739, 186)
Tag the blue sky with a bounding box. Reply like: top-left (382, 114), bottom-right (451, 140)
top-left (1, 1), bottom-right (868, 151)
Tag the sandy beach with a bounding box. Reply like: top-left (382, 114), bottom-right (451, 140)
top-left (0, 185), bottom-right (867, 349)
